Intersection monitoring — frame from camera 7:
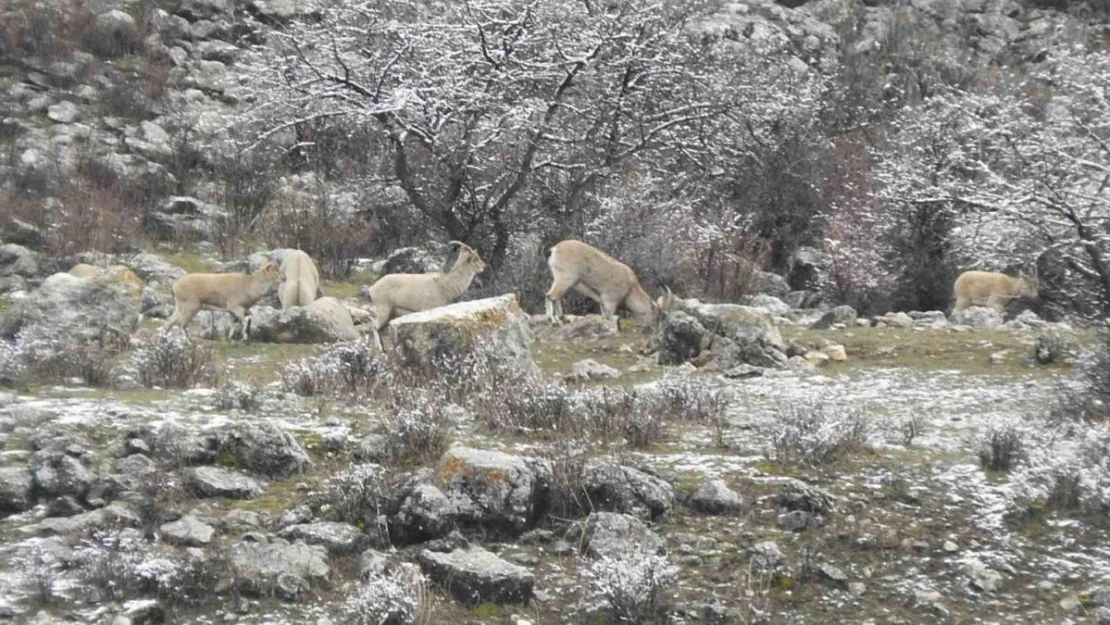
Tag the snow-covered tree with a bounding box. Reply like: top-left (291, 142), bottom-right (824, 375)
top-left (233, 0), bottom-right (829, 269)
top-left (865, 46), bottom-right (1110, 315)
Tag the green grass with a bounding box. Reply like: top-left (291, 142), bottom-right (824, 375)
top-left (321, 270), bottom-right (379, 300)
top-left (781, 326), bottom-right (1085, 377)
top-left (163, 251), bottom-right (217, 274)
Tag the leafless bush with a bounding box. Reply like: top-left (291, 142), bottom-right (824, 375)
top-left (280, 337), bottom-right (387, 397)
top-left (261, 189), bottom-right (375, 278)
top-left (212, 380), bottom-right (259, 411)
top-left (382, 390), bottom-right (453, 466)
top-left (16, 325), bottom-right (118, 386)
top-left (545, 441), bottom-right (590, 518)
top-left (768, 401), bottom-right (872, 466)
top-left (128, 328), bottom-right (216, 389)
top-left (977, 419), bottom-right (1027, 472)
top-left (1051, 327), bottom-right (1110, 423)
top-left (580, 550), bottom-right (678, 624)
top-left (312, 462), bottom-right (386, 525)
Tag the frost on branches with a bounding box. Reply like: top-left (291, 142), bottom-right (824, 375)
top-left (232, 0), bottom-right (829, 269)
top-left (867, 46), bottom-right (1110, 315)
top-left (581, 550), bottom-right (678, 622)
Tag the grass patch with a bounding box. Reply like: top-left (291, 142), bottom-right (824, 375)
top-left (782, 326), bottom-right (1084, 376)
top-left (163, 251), bottom-right (216, 274)
top-left (321, 271), bottom-right (378, 300)
top-left (208, 340), bottom-right (318, 384)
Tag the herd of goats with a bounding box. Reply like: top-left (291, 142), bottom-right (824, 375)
top-left (69, 238), bottom-right (1037, 344)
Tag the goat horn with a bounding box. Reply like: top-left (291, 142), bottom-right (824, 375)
top-left (447, 240), bottom-right (472, 251)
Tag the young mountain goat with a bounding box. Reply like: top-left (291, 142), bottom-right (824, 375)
top-left (278, 250), bottom-right (321, 309)
top-left (366, 241), bottom-right (486, 330)
top-left (953, 268), bottom-right (1039, 316)
top-left (163, 260), bottom-right (282, 341)
top-left (545, 239), bottom-right (677, 329)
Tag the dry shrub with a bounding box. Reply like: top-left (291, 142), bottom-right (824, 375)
top-left (262, 190), bottom-right (377, 278)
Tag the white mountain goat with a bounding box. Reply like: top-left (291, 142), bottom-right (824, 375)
top-left (953, 268), bottom-right (1039, 316)
top-left (278, 250), bottom-right (321, 309)
top-left (162, 260), bottom-right (282, 341)
top-left (366, 241), bottom-right (486, 330)
top-left (544, 239), bottom-right (677, 329)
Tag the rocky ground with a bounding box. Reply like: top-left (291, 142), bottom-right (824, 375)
top-left (0, 261), bottom-right (1105, 624)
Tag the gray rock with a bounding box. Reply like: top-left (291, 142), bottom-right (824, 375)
top-left (583, 464), bottom-right (674, 521)
top-left (230, 536), bottom-right (330, 599)
top-left (656, 311), bottom-right (706, 365)
top-left (389, 295), bottom-right (538, 379)
top-left (748, 294), bottom-right (791, 316)
top-left (911, 587), bottom-right (949, 618)
top-left (810, 305), bottom-right (857, 330)
top-left (817, 563), bottom-right (848, 588)
top-left (0, 266), bottom-right (142, 344)
top-left (277, 504), bottom-right (313, 528)
top-left (566, 358), bottom-right (621, 382)
top-left (250, 298), bottom-right (361, 343)
top-left (46, 101), bottom-right (79, 123)
top-left (777, 510), bottom-right (816, 532)
top-left (177, 0), bottom-right (232, 20)
top-left (418, 545), bottom-right (533, 606)
top-left (576, 511), bottom-right (666, 559)
top-left (357, 548), bottom-right (390, 578)
top-left (690, 479), bottom-right (743, 515)
top-left (749, 541), bottom-right (786, 578)
top-left (3, 219), bottom-right (44, 249)
top-left (189, 466), bottom-right (264, 499)
top-left (93, 10), bottom-right (139, 51)
top-left (32, 449), bottom-right (94, 500)
top-left (160, 514), bottom-right (215, 546)
top-left (123, 253), bottom-right (186, 286)
top-left (0, 275), bottom-right (28, 295)
top-left (194, 40), bottom-right (240, 64)
top-left (963, 559), bottom-right (1003, 592)
top-left (0, 243), bottom-right (40, 278)
top-left (788, 246), bottom-right (832, 291)
top-left (383, 245), bottom-right (443, 275)
top-left (679, 301), bottom-right (788, 368)
top-left (146, 196), bottom-right (223, 242)
top-left (436, 447), bottom-right (552, 536)
top-left (0, 466), bottom-right (34, 514)
top-left (390, 481), bottom-right (457, 545)
top-left (757, 271), bottom-right (791, 298)
top-left (278, 522), bottom-right (365, 554)
top-left (140, 421), bottom-right (214, 466)
top-left (545, 314), bottom-right (619, 341)
top-left (46, 495), bottom-right (84, 517)
top-left (216, 422), bottom-right (312, 479)
top-left (248, 0), bottom-right (322, 22)
top-left (949, 306), bottom-right (1003, 329)
top-left (777, 478), bottom-right (835, 515)
top-left (37, 501), bottom-right (140, 535)
top-left (1098, 606), bottom-right (1110, 625)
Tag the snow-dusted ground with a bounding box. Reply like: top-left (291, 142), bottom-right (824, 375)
top-left (1, 353), bottom-right (1108, 623)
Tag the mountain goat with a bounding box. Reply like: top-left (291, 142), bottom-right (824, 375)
top-left (366, 241), bottom-right (486, 330)
top-left (162, 260), bottom-right (282, 341)
top-left (68, 264), bottom-right (101, 279)
top-left (545, 239), bottom-right (677, 329)
top-left (953, 268), bottom-right (1039, 315)
top-left (278, 250), bottom-right (320, 309)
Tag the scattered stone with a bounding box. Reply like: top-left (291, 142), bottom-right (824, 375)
top-left (566, 358), bottom-right (621, 382)
top-left (656, 311), bottom-right (707, 365)
top-left (748, 294), bottom-right (791, 316)
top-left (949, 306), bottom-right (1003, 329)
top-left (189, 466), bottom-right (264, 499)
top-left (216, 422), bottom-right (312, 479)
top-left (0, 243), bottom-right (41, 278)
top-left (803, 350), bottom-right (830, 367)
top-left (546, 314), bottom-right (619, 341)
top-left (963, 559), bottom-right (1003, 592)
top-left (0, 466), bottom-right (33, 515)
top-left (230, 536), bottom-right (330, 599)
top-left (436, 447), bottom-right (553, 536)
top-left (816, 563), bottom-right (848, 588)
top-left (45, 496), bottom-right (84, 517)
top-left (278, 522), bottom-right (365, 555)
top-left (32, 449), bottom-right (94, 500)
top-left (849, 581), bottom-right (866, 597)
top-left (160, 515), bottom-right (216, 546)
top-left (777, 478), bottom-right (835, 515)
top-left (1060, 595), bottom-right (1082, 613)
top-left (390, 481), bottom-right (456, 545)
top-left (38, 502), bottom-right (141, 535)
top-left (418, 545), bottom-right (534, 606)
top-left (810, 305), bottom-right (857, 330)
top-left (389, 294), bottom-right (537, 378)
top-left (748, 541), bottom-right (786, 578)
top-left (46, 101), bottom-right (79, 123)
top-left (777, 510), bottom-right (815, 532)
top-left (583, 463), bottom-right (674, 521)
top-left (357, 548), bottom-right (390, 578)
top-left (1, 266), bottom-right (142, 344)
top-left (575, 512), bottom-right (665, 559)
top-left (943, 540), bottom-right (958, 553)
top-left (823, 344), bottom-right (847, 361)
top-left (250, 297), bottom-right (361, 343)
top-left (689, 479), bottom-right (743, 515)
top-left (911, 587), bottom-right (949, 618)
